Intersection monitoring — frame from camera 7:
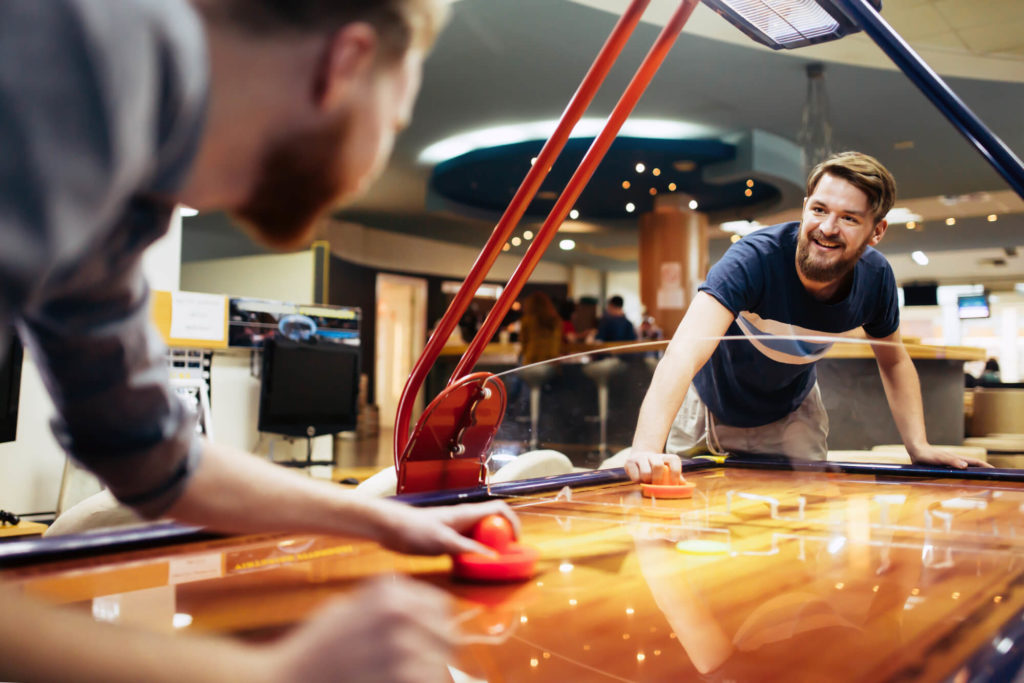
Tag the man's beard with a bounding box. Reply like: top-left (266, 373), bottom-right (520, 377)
top-left (232, 113), bottom-right (352, 249)
top-left (795, 228), bottom-right (870, 283)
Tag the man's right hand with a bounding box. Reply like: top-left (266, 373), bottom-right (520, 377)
top-left (624, 450), bottom-right (683, 484)
top-left (264, 576), bottom-right (456, 683)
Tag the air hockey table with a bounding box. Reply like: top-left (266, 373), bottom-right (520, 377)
top-left (5, 459), bottom-right (1024, 682)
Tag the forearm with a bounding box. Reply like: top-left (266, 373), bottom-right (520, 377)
top-left (0, 586), bottom-right (264, 683)
top-left (632, 345), bottom-right (702, 452)
top-left (632, 293), bottom-right (732, 453)
top-left (877, 354), bottom-right (929, 452)
top-left (165, 439), bottom-right (397, 538)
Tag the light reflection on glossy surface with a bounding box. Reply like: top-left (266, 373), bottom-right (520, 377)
top-left (5, 469), bottom-right (1024, 680)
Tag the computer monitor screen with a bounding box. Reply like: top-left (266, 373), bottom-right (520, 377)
top-left (958, 294), bottom-right (990, 320)
top-left (903, 284), bottom-right (938, 306)
top-left (0, 334), bottom-right (23, 444)
top-left (258, 338), bottom-right (359, 437)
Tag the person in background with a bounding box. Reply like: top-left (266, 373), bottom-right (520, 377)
top-left (519, 291), bottom-right (564, 365)
top-left (596, 295), bottom-right (638, 342)
top-left (559, 299), bottom-right (579, 343)
top-left (981, 358), bottom-right (1002, 384)
top-left (639, 315), bottom-right (664, 343)
top-left (0, 1), bottom-right (515, 682)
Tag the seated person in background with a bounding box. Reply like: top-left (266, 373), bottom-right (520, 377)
top-left (0, 1), bottom-right (514, 681)
top-left (639, 315), bottom-right (664, 342)
top-left (595, 295), bottom-right (638, 342)
top-left (981, 358), bottom-right (1002, 384)
top-left (559, 299), bottom-right (579, 343)
top-left (519, 291), bottom-right (564, 365)
top-left (572, 296), bottom-right (600, 341)
top-left (626, 152), bottom-right (989, 484)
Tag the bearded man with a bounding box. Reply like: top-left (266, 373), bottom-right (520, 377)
top-left (0, 2), bottom-right (516, 681)
top-left (626, 151), bottom-right (989, 483)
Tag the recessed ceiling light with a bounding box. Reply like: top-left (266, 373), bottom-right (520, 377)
top-left (649, 188), bottom-right (657, 196)
top-left (730, 234), bottom-right (741, 243)
top-left (502, 243), bottom-right (511, 251)
top-left (988, 214), bottom-right (998, 222)
top-left (621, 181), bottom-right (631, 190)
top-left (688, 199), bottom-right (698, 210)
top-left (569, 209), bottom-right (579, 220)
top-left (625, 202), bottom-right (636, 213)
top-left (746, 179), bottom-right (754, 188)
top-left (946, 217), bottom-right (956, 226)
top-left (635, 163), bottom-right (646, 173)
top-left (559, 239), bottom-right (576, 251)
top-left (530, 157), bottom-right (537, 166)
top-left (418, 119), bottom-right (720, 164)
top-left (667, 183), bottom-right (677, 191)
top-left (511, 236), bottom-right (522, 246)
top-left (652, 168), bottom-right (661, 177)
top-left (744, 189), bottom-right (753, 197)
top-left (523, 230), bottom-right (534, 240)
top-left (912, 251), bottom-right (929, 266)
top-left (906, 221), bottom-right (917, 230)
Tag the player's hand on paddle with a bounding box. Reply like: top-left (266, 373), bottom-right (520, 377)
top-left (910, 444), bottom-right (993, 469)
top-left (373, 499), bottom-right (520, 556)
top-left (624, 450), bottom-right (683, 483)
top-left (265, 576), bottom-right (455, 683)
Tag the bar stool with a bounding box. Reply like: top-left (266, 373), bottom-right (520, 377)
top-left (582, 357), bottom-right (626, 459)
top-left (517, 363), bottom-right (557, 450)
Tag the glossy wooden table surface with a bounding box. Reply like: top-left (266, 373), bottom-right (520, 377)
top-left (5, 468), bottom-right (1024, 681)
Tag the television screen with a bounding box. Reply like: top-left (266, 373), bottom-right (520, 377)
top-left (958, 294), bottom-right (990, 320)
top-left (0, 334), bottom-right (23, 444)
top-left (903, 284), bottom-right (938, 307)
top-left (258, 338), bottom-right (359, 437)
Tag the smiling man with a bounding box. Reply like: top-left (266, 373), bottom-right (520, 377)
top-left (626, 151), bottom-right (989, 484)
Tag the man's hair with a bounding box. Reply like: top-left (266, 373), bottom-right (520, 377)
top-left (806, 151), bottom-right (896, 223)
top-left (608, 295), bottom-right (624, 309)
top-left (204, 0), bottom-right (449, 62)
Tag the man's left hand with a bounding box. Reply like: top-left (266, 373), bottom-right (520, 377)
top-left (910, 445), bottom-right (993, 469)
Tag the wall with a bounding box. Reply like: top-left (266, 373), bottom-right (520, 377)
top-left (181, 251), bottom-right (314, 303)
top-left (899, 286), bottom-right (1024, 383)
top-left (322, 220), bottom-right (569, 283)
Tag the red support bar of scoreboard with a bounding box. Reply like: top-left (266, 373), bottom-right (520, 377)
top-left (394, 0), bottom-right (652, 459)
top-left (450, 0), bottom-right (700, 384)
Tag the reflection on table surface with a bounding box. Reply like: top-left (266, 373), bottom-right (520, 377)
top-left (6, 467), bottom-right (1024, 681)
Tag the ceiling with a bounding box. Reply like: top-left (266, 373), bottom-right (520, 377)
top-left (182, 0), bottom-right (1024, 286)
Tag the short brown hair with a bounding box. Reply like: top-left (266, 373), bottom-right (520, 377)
top-left (806, 151), bottom-right (896, 223)
top-left (203, 0), bottom-right (448, 62)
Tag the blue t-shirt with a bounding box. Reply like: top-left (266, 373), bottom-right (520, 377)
top-left (596, 314), bottom-right (637, 342)
top-left (694, 222), bottom-right (899, 427)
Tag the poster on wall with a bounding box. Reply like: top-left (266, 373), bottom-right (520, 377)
top-left (228, 297), bottom-right (360, 348)
top-left (657, 262), bottom-right (685, 310)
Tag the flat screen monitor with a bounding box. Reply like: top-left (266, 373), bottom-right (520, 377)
top-left (903, 284), bottom-right (938, 307)
top-left (958, 294), bottom-right (990, 320)
top-left (258, 338), bottom-right (359, 437)
top-left (0, 334), bottom-right (23, 444)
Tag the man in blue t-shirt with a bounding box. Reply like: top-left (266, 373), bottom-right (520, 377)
top-left (626, 152), bottom-right (989, 484)
top-left (596, 295), bottom-right (638, 342)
